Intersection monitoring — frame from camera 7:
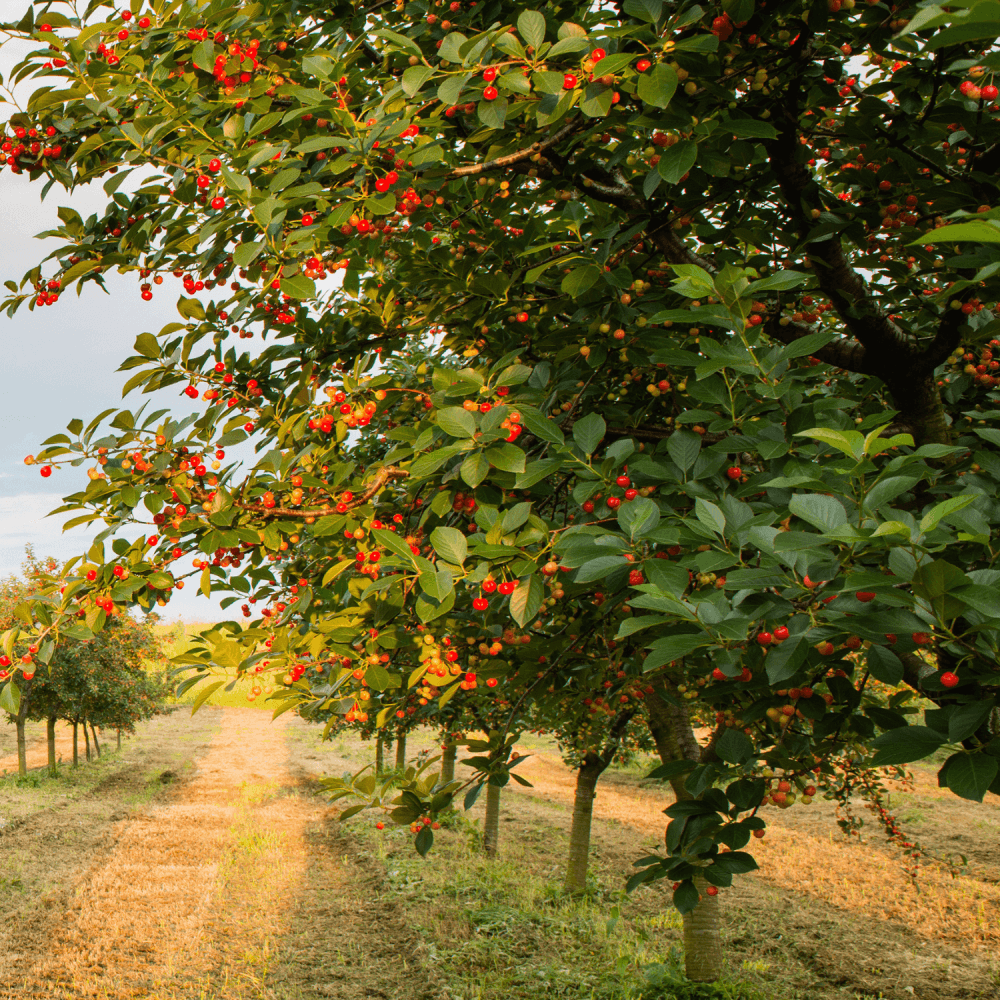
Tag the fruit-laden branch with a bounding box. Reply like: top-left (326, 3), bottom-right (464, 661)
top-left (447, 118), bottom-right (583, 177)
top-left (189, 465), bottom-right (409, 520)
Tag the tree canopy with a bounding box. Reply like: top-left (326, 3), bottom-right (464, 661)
top-left (1, 0), bottom-right (999, 947)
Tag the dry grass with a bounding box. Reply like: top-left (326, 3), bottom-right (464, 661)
top-left (508, 748), bottom-right (1000, 952)
top-left (6, 707), bottom-right (315, 999)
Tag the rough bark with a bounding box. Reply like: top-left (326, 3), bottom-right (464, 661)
top-left (91, 723), bottom-right (101, 759)
top-left (440, 743), bottom-right (457, 785)
top-left (394, 733), bottom-right (406, 770)
top-left (15, 718), bottom-right (27, 778)
top-left (482, 781), bottom-right (501, 858)
top-left (375, 733), bottom-right (385, 774)
top-left (46, 716), bottom-right (57, 777)
top-left (646, 690), bottom-right (724, 984)
top-left (563, 756), bottom-right (603, 895)
top-left (684, 874), bottom-right (724, 983)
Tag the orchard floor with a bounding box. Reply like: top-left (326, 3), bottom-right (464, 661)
top-left (0, 709), bottom-right (995, 1000)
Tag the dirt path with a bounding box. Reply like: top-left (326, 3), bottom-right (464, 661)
top-left (3, 708), bottom-right (314, 999)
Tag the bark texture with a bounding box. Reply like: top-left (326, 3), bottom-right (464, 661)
top-left (683, 874), bottom-right (724, 983)
top-left (394, 733), bottom-right (406, 770)
top-left (440, 743), bottom-right (457, 785)
top-left (47, 716), bottom-right (57, 776)
top-left (15, 718), bottom-right (27, 778)
top-left (482, 781), bottom-right (501, 858)
top-left (91, 723), bottom-right (101, 759)
top-left (563, 756), bottom-right (603, 895)
top-left (375, 734), bottom-right (385, 774)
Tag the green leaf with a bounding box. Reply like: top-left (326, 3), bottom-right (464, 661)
top-left (716, 727), bottom-right (754, 764)
top-left (747, 270), bottom-right (808, 293)
top-left (478, 96), bottom-right (508, 130)
top-left (233, 241), bottom-right (265, 267)
top-left (866, 645), bottom-right (903, 685)
top-left (725, 119), bottom-right (778, 140)
top-left (637, 63), bottom-right (677, 108)
top-left (940, 752), bottom-right (998, 803)
top-left (788, 493), bottom-right (847, 532)
top-left (643, 633), bottom-right (707, 670)
top-left (711, 851), bottom-right (758, 874)
top-left (278, 274), bottom-right (316, 299)
top-left (515, 458), bottom-right (563, 489)
top-left (561, 265), bottom-right (600, 297)
top-left (869, 726), bottom-right (947, 766)
top-left (666, 430), bottom-right (701, 472)
top-left (0, 679), bottom-right (20, 716)
top-left (618, 497), bottom-right (659, 539)
top-left (484, 444), bottom-right (526, 473)
top-left (694, 498), bottom-right (725, 536)
top-left (623, 0), bottom-right (663, 22)
top-left (519, 407), bottom-right (564, 445)
top-left (402, 65), bottom-right (435, 97)
top-left (573, 412), bottom-right (606, 454)
top-left (909, 220), bottom-right (1000, 245)
top-left (431, 526), bottom-right (468, 565)
top-left (919, 495), bottom-right (976, 533)
top-left (437, 406), bottom-right (476, 438)
top-left (948, 699), bottom-right (994, 743)
top-left (657, 140), bottom-right (697, 184)
top-left (461, 451), bottom-right (490, 488)
top-left (509, 574), bottom-right (544, 627)
top-left (517, 10), bottom-right (546, 49)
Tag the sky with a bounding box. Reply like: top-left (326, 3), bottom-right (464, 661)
top-left (0, 5), bottom-right (237, 621)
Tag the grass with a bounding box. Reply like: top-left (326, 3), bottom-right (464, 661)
top-left (351, 819), bottom-right (769, 1000)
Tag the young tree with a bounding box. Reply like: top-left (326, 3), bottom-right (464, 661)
top-left (2, 0), bottom-right (999, 984)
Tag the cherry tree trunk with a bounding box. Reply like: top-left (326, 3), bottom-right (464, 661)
top-left (83, 720), bottom-right (91, 762)
top-left (646, 691), bottom-right (723, 984)
top-left (90, 723), bottom-right (101, 759)
top-left (684, 874), bottom-right (723, 982)
top-left (15, 718), bottom-right (27, 778)
top-left (563, 758), bottom-right (603, 895)
top-left (375, 734), bottom-right (385, 774)
top-left (72, 720), bottom-right (79, 768)
top-left (394, 734), bottom-right (406, 770)
top-left (440, 743), bottom-right (457, 784)
top-left (47, 716), bottom-right (57, 777)
top-left (482, 781), bottom-right (501, 858)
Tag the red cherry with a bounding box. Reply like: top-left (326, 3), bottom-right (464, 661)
top-left (40, 466), bottom-right (52, 478)
top-left (726, 467), bottom-right (741, 480)
top-left (582, 500), bottom-right (595, 513)
top-left (482, 66), bottom-right (497, 83)
top-left (211, 196), bottom-right (225, 209)
top-left (856, 591), bottom-right (876, 602)
top-left (982, 84), bottom-right (998, 101)
top-left (885, 633), bottom-right (897, 645)
top-left (615, 475), bottom-right (630, 487)
top-left (301, 214), bottom-right (314, 226)
top-left (636, 58), bottom-right (651, 72)
top-left (563, 74), bottom-right (578, 90)
top-left (208, 158), bottom-right (221, 172)
top-left (196, 175), bottom-right (210, 189)
top-left (591, 48), bottom-right (606, 62)
top-left (498, 581), bottom-right (515, 595)
top-left (757, 632), bottom-right (772, 646)
top-left (607, 496), bottom-right (621, 510)
top-left (912, 631), bottom-right (931, 645)
top-left (940, 671), bottom-right (959, 688)
top-left (473, 597), bottom-right (488, 610)
top-left (773, 626), bottom-right (789, 641)
top-left (844, 636), bottom-right (862, 650)
top-left (712, 667), bottom-right (726, 681)
top-left (483, 85), bottom-right (498, 101)
top-left (706, 886), bottom-right (719, 896)
top-left (624, 488), bottom-right (638, 501)
top-left (185, 385), bottom-right (199, 398)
